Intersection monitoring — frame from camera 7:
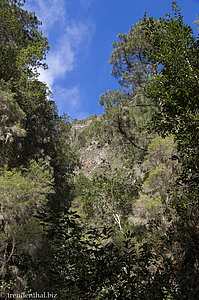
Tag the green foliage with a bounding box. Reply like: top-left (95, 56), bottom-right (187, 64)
top-left (109, 18), bottom-right (162, 90)
top-left (35, 211), bottom-right (178, 300)
top-left (49, 115), bottom-right (80, 211)
top-left (0, 80), bottom-right (26, 165)
top-left (0, 0), bottom-right (79, 294)
top-left (0, 0), bottom-right (49, 81)
top-left (0, 80), bottom-right (25, 141)
top-left (73, 168), bottom-right (141, 230)
top-left (1, 1), bottom-right (199, 299)
top-left (0, 159), bottom-right (54, 224)
top-left (0, 0), bottom-right (58, 168)
top-left (100, 89), bottom-right (156, 155)
top-left (140, 3), bottom-right (199, 297)
top-left (142, 136), bottom-right (177, 198)
top-left (194, 15), bottom-right (199, 31)
top-left (99, 17), bottom-right (164, 154)
top-left (143, 3), bottom-right (199, 208)
top-left (0, 159), bottom-right (54, 294)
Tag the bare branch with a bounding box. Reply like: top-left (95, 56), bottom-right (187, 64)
top-left (117, 117), bottom-right (148, 151)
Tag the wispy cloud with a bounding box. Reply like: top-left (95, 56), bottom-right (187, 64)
top-left (55, 85), bottom-right (80, 108)
top-left (53, 85), bottom-right (90, 119)
top-left (39, 20), bottom-right (94, 88)
top-left (80, 0), bottom-right (95, 10)
top-left (25, 0), bottom-right (66, 34)
top-left (26, 0), bottom-right (94, 86)
top-left (25, 0), bottom-right (95, 117)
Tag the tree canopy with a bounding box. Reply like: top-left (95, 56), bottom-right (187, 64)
top-left (0, 1), bottom-right (199, 299)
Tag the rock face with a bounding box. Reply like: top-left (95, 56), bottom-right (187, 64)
top-left (71, 114), bottom-right (111, 176)
top-left (70, 114), bottom-right (175, 230)
top-left (78, 140), bottom-right (109, 175)
top-left (71, 119), bottom-right (93, 134)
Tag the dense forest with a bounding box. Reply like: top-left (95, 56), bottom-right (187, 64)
top-left (0, 0), bottom-right (199, 299)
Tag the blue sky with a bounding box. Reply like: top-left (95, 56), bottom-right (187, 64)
top-left (25, 0), bottom-right (199, 119)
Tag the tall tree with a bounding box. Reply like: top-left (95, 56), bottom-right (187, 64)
top-left (0, 0), bottom-right (49, 82)
top-left (0, 0), bottom-right (54, 166)
top-left (142, 3), bottom-right (199, 297)
top-left (99, 18), bottom-right (164, 154)
top-left (0, 159), bottom-right (54, 294)
top-left (0, 0), bottom-right (79, 294)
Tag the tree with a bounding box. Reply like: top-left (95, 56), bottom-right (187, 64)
top-left (49, 115), bottom-right (80, 211)
top-left (0, 80), bottom-right (26, 165)
top-left (99, 3), bottom-right (199, 298)
top-left (99, 17), bottom-right (165, 154)
top-left (73, 168), bottom-right (141, 230)
top-left (144, 3), bottom-right (199, 205)
top-left (0, 0), bottom-right (55, 168)
top-left (142, 3), bottom-right (199, 298)
top-left (0, 0), bottom-right (79, 294)
top-left (0, 159), bottom-right (54, 294)
top-left (0, 0), bottom-right (49, 82)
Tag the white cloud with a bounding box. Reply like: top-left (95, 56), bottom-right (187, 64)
top-left (56, 86), bottom-right (80, 107)
top-left (38, 20), bottom-right (94, 88)
top-left (25, 0), bottom-right (95, 88)
top-left (38, 38), bottom-right (74, 88)
top-left (53, 85), bottom-right (84, 117)
top-left (25, 0), bottom-right (95, 117)
top-left (25, 0), bottom-right (66, 33)
top-left (53, 86), bottom-right (91, 119)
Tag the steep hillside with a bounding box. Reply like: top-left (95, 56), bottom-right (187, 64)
top-left (71, 115), bottom-right (108, 175)
top-left (71, 114), bottom-right (124, 176)
top-left (70, 111), bottom-right (177, 233)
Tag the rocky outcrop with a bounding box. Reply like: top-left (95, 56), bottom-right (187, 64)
top-left (78, 140), bottom-right (110, 176)
top-left (71, 114), bottom-right (110, 176)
